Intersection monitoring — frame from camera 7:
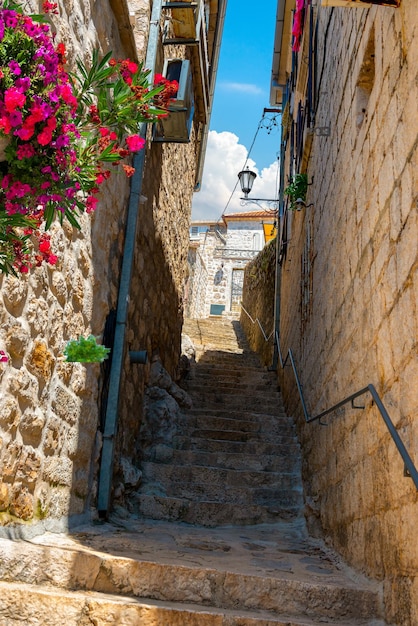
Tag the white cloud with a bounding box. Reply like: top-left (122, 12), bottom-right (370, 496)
top-left (192, 130), bottom-right (279, 222)
top-left (218, 81), bottom-right (264, 95)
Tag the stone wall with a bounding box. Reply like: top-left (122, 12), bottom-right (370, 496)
top-left (0, 0), bottom-right (201, 531)
top-left (0, 0), bottom-right (130, 531)
top-left (278, 2), bottom-right (418, 623)
top-left (240, 239), bottom-right (276, 367)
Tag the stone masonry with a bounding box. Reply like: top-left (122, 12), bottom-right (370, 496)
top-left (276, 1), bottom-right (418, 623)
top-left (0, 316), bottom-right (386, 624)
top-left (0, 0), bottom-right (204, 533)
top-left (241, 238), bottom-right (276, 367)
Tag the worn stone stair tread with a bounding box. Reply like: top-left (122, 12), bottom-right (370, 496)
top-left (187, 428), bottom-right (293, 443)
top-left (150, 448), bottom-right (300, 472)
top-left (2, 522), bottom-right (381, 620)
top-left (0, 581), bottom-right (384, 626)
top-left (173, 436), bottom-right (301, 455)
top-left (179, 419), bottom-right (297, 438)
top-left (140, 462), bottom-right (301, 487)
top-left (184, 405), bottom-right (294, 416)
top-left (134, 494), bottom-right (302, 524)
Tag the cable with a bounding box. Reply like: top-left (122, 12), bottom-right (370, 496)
top-left (216, 111), bottom-right (276, 224)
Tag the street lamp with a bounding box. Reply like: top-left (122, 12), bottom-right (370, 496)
top-left (237, 167), bottom-right (278, 204)
top-left (238, 167), bottom-right (257, 199)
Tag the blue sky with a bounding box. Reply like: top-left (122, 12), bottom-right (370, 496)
top-left (192, 0), bottom-right (281, 220)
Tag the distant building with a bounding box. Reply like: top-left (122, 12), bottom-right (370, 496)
top-left (186, 210), bottom-right (276, 318)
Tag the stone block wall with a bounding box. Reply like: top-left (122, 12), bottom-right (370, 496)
top-left (0, 0), bottom-right (130, 529)
top-left (278, 2), bottom-right (418, 623)
top-left (240, 239), bottom-right (276, 366)
top-left (0, 0), bottom-right (200, 531)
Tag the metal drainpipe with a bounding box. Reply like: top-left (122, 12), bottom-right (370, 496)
top-left (271, 135), bottom-right (286, 371)
top-left (97, 0), bottom-right (163, 517)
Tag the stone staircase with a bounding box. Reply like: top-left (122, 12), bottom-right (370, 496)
top-left (133, 316), bottom-right (304, 527)
top-left (0, 316), bottom-right (385, 625)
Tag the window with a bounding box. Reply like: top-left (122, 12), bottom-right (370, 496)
top-left (253, 233), bottom-right (262, 251)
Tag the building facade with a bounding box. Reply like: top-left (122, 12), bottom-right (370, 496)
top-left (0, 0), bottom-right (225, 531)
top-left (186, 210), bottom-right (276, 318)
top-left (271, 0), bottom-right (418, 623)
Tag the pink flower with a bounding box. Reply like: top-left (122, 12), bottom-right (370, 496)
top-left (0, 351), bottom-right (8, 363)
top-left (86, 195), bottom-right (99, 213)
top-left (4, 87), bottom-right (26, 112)
top-left (16, 144), bottom-right (36, 160)
top-left (125, 134), bottom-right (145, 152)
top-left (37, 128), bottom-right (53, 145)
top-left (8, 60), bottom-right (21, 75)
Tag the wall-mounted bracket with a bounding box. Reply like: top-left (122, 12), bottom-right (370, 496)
top-left (314, 125), bottom-right (331, 137)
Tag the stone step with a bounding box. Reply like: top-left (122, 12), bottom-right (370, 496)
top-left (133, 494), bottom-right (302, 524)
top-left (148, 446), bottom-right (301, 472)
top-left (194, 362), bottom-right (264, 374)
top-left (184, 407), bottom-right (291, 421)
top-left (0, 581), bottom-right (382, 626)
top-left (178, 414), bottom-right (297, 437)
top-left (183, 428), bottom-right (295, 444)
top-left (140, 461), bottom-right (301, 493)
top-left (187, 400), bottom-right (285, 415)
top-left (185, 388), bottom-right (281, 403)
top-left (0, 524), bottom-right (382, 624)
top-left (185, 379), bottom-right (278, 392)
top-left (140, 482), bottom-right (303, 509)
top-left (173, 435), bottom-right (300, 455)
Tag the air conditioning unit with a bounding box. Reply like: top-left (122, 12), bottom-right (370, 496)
top-left (321, 0), bottom-right (400, 6)
top-left (153, 59), bottom-right (195, 143)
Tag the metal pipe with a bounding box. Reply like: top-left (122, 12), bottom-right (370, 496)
top-left (97, 0), bottom-right (163, 517)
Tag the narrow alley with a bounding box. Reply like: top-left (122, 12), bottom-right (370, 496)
top-left (0, 317), bottom-right (384, 625)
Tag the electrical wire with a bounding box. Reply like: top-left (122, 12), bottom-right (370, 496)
top-left (215, 108), bottom-right (281, 224)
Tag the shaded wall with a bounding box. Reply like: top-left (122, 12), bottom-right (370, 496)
top-left (240, 239), bottom-right (276, 367)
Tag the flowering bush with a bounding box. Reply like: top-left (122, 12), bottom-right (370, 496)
top-left (0, 0), bottom-right (178, 274)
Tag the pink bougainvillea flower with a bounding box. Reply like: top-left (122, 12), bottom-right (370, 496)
top-left (125, 134), bottom-right (145, 152)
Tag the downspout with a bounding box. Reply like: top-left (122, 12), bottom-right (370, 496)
top-left (97, 0), bottom-right (162, 517)
top-left (271, 116), bottom-right (287, 370)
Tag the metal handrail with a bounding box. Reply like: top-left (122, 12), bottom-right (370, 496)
top-left (240, 303), bottom-right (275, 342)
top-left (275, 331), bottom-right (418, 490)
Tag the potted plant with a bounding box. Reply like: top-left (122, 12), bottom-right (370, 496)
top-left (284, 173), bottom-right (308, 210)
top-left (0, 0), bottom-right (178, 274)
